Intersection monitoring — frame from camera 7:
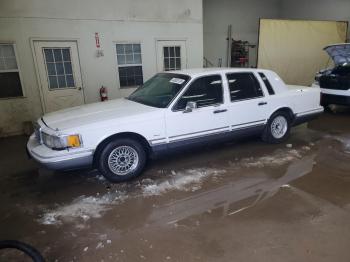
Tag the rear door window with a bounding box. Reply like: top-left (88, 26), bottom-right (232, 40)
top-left (226, 73), bottom-right (263, 102)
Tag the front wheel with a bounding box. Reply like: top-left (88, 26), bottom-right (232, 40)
top-left (262, 112), bottom-right (291, 144)
top-left (97, 138), bottom-right (146, 183)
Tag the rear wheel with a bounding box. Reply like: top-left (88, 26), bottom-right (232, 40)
top-left (262, 111), bottom-right (291, 144)
top-left (97, 138), bottom-right (146, 182)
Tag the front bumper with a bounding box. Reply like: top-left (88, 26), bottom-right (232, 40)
top-left (27, 135), bottom-right (94, 170)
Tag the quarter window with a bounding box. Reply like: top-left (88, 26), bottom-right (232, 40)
top-left (227, 73), bottom-right (263, 102)
top-left (116, 43), bottom-right (143, 88)
top-left (259, 72), bottom-right (275, 95)
top-left (174, 75), bottom-right (223, 110)
top-left (0, 44), bottom-right (23, 98)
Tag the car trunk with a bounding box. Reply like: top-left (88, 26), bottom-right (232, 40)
top-left (320, 44), bottom-right (350, 90)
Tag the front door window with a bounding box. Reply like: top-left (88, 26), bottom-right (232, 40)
top-left (174, 75), bottom-right (223, 110)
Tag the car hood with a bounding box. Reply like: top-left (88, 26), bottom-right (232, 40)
top-left (324, 43), bottom-right (350, 66)
top-left (42, 98), bottom-right (159, 131)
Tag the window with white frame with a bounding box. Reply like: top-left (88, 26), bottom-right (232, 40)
top-left (0, 44), bottom-right (23, 98)
top-left (43, 48), bottom-right (75, 89)
top-left (116, 43), bottom-right (143, 88)
top-left (163, 46), bottom-right (181, 71)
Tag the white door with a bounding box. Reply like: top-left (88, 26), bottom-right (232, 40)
top-left (156, 40), bottom-right (187, 72)
top-left (166, 75), bottom-right (229, 145)
top-left (225, 72), bottom-right (270, 129)
top-left (34, 41), bottom-right (84, 113)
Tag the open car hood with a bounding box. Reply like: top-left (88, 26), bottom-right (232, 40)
top-left (324, 43), bottom-right (350, 66)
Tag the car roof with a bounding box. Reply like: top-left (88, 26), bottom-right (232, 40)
top-left (166, 67), bottom-right (273, 77)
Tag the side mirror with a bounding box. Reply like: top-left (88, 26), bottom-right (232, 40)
top-left (184, 101), bottom-right (197, 113)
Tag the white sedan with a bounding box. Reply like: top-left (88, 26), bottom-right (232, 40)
top-left (27, 68), bottom-right (323, 182)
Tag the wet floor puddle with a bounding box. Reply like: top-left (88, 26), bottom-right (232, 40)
top-left (2, 126), bottom-right (350, 261)
top-left (36, 141), bottom-right (326, 228)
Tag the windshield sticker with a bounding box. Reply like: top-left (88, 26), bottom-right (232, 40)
top-left (170, 78), bottom-right (185, 85)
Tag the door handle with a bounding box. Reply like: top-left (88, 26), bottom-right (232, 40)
top-left (258, 102), bottom-right (267, 106)
top-left (213, 109), bottom-right (227, 114)
top-left (77, 87), bottom-right (82, 91)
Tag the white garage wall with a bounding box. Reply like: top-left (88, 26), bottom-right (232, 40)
top-left (280, 0), bottom-right (350, 39)
top-left (203, 0), bottom-right (281, 68)
top-left (0, 0), bottom-right (203, 136)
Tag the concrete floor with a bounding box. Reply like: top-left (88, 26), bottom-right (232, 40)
top-left (1, 109), bottom-right (350, 261)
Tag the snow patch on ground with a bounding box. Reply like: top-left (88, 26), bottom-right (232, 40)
top-left (39, 192), bottom-right (126, 225)
top-left (142, 168), bottom-right (226, 196)
top-left (38, 168), bottom-right (225, 225)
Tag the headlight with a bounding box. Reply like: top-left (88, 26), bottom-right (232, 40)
top-left (42, 133), bottom-right (82, 150)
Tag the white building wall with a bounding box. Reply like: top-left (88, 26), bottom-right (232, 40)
top-left (0, 0), bottom-right (203, 136)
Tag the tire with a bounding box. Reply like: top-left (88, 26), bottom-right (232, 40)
top-left (262, 111), bottom-right (291, 144)
top-left (97, 138), bottom-right (146, 183)
top-left (0, 240), bottom-right (45, 262)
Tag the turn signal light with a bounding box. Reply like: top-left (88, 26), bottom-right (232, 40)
top-left (67, 135), bottom-right (81, 148)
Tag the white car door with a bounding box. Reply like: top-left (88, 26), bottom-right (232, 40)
top-left (165, 74), bottom-right (229, 147)
top-left (225, 72), bottom-right (270, 131)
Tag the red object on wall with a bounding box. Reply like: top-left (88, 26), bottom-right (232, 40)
top-left (95, 32), bottom-right (100, 48)
top-left (100, 86), bottom-right (108, 101)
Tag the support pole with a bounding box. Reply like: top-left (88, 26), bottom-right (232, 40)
top-left (227, 25), bottom-right (232, 67)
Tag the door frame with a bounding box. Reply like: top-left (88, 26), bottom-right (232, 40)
top-left (30, 37), bottom-right (85, 114)
top-left (155, 38), bottom-right (188, 72)
top-left (165, 73), bottom-right (229, 144)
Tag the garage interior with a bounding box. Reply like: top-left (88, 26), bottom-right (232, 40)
top-left (1, 0), bottom-right (350, 261)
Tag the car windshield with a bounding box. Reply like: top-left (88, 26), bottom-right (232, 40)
top-left (127, 73), bottom-right (190, 108)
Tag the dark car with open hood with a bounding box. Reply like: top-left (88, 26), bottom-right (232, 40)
top-left (314, 43), bottom-right (350, 107)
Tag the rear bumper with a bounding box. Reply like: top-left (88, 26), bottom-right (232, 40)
top-left (321, 93), bottom-right (350, 106)
top-left (27, 135), bottom-right (94, 170)
top-left (293, 108), bottom-right (324, 126)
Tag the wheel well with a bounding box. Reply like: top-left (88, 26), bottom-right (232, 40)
top-left (270, 107), bottom-right (295, 122)
top-left (93, 132), bottom-right (151, 167)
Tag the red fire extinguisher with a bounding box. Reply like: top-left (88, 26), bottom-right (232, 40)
top-left (100, 86), bottom-right (108, 101)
